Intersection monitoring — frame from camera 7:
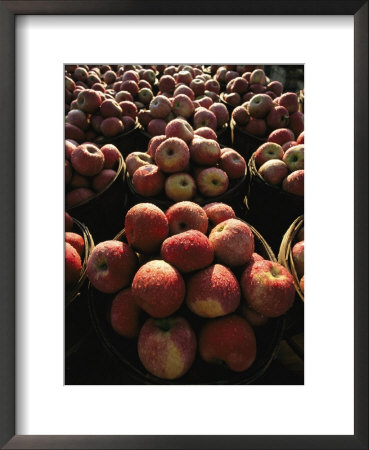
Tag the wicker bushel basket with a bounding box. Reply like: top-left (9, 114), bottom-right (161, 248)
top-left (66, 153), bottom-right (128, 244)
top-left (230, 118), bottom-right (267, 162)
top-left (93, 118), bottom-right (142, 158)
top-left (65, 218), bottom-right (95, 307)
top-left (126, 164), bottom-right (249, 217)
top-left (65, 218), bottom-right (95, 355)
top-left (277, 216), bottom-right (304, 366)
top-left (244, 153), bottom-right (304, 254)
top-left (278, 215), bottom-right (304, 302)
top-left (88, 220), bottom-right (286, 385)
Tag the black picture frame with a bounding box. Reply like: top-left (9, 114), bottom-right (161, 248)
top-left (1, 1), bottom-right (367, 449)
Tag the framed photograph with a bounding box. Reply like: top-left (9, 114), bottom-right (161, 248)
top-left (1, 1), bottom-right (367, 449)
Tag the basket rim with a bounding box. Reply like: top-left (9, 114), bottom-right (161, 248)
top-left (88, 216), bottom-right (286, 385)
top-left (277, 215), bottom-right (304, 301)
top-left (66, 152), bottom-right (126, 211)
top-left (65, 217), bottom-right (95, 307)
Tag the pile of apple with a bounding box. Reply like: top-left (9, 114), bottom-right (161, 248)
top-left (206, 64), bottom-right (260, 77)
top-left (86, 201), bottom-right (296, 380)
top-left (65, 212), bottom-right (85, 288)
top-left (137, 66), bottom-right (229, 137)
top-left (125, 118), bottom-right (246, 202)
top-left (65, 64), bottom-right (158, 142)
top-left (65, 140), bottom-right (122, 209)
top-left (217, 67), bottom-right (280, 108)
top-left (231, 85), bottom-right (304, 139)
top-left (252, 129), bottom-right (304, 196)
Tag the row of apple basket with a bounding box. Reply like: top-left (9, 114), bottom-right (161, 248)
top-left (64, 131), bottom-right (304, 383)
top-left (65, 66), bottom-right (304, 384)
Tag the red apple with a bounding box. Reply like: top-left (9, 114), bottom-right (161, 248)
top-left (283, 144), bottom-right (304, 172)
top-left (165, 201), bottom-right (208, 235)
top-left (223, 92), bottom-right (241, 107)
top-left (76, 89), bottom-right (102, 113)
top-left (209, 218), bottom-right (255, 267)
top-left (137, 316), bottom-right (196, 380)
top-left (249, 69), bottom-right (266, 85)
top-left (161, 229), bottom-right (214, 273)
top-left (66, 109), bottom-right (88, 130)
top-left (279, 92), bottom-right (299, 114)
top-left (232, 105), bottom-right (250, 126)
top-left (282, 169), bottom-right (304, 196)
top-left (248, 94), bottom-right (273, 119)
top-left (100, 144), bottom-right (121, 169)
top-left (87, 240), bottom-right (138, 294)
top-left (244, 118), bottom-right (267, 137)
top-left (209, 103), bottom-right (229, 128)
top-left (289, 111), bottom-right (304, 137)
top-left (165, 172), bottom-right (196, 202)
top-left (92, 169), bottom-right (116, 192)
top-left (165, 118), bottom-right (194, 142)
top-left (189, 138), bottom-right (221, 166)
top-left (268, 128), bottom-right (295, 146)
top-left (203, 202), bottom-right (236, 228)
top-left (126, 152), bottom-right (153, 176)
top-left (115, 90), bottom-right (134, 103)
top-left (65, 188), bottom-right (95, 208)
top-left (149, 95), bottom-right (172, 119)
top-left (267, 80), bottom-right (283, 97)
top-left (241, 260), bottom-right (295, 317)
top-left (173, 84), bottom-right (195, 101)
top-left (110, 288), bottom-right (141, 338)
top-left (100, 99), bottom-right (123, 118)
top-left (147, 135), bottom-right (167, 159)
top-left (292, 240), bottom-right (304, 278)
top-left (296, 131), bottom-right (304, 145)
top-left (219, 149), bottom-right (246, 179)
top-left (266, 105), bottom-right (289, 129)
top-left (65, 123), bottom-right (85, 143)
top-left (186, 264), bottom-right (240, 318)
top-left (159, 75), bottom-right (176, 94)
top-left (258, 159), bottom-right (289, 185)
top-left (193, 127), bottom-right (217, 140)
top-left (100, 117), bottom-right (124, 137)
top-left (155, 137), bottom-right (190, 173)
top-left (282, 140), bottom-right (298, 152)
top-left (120, 80), bottom-right (139, 96)
top-left (65, 242), bottom-right (82, 286)
top-left (190, 78), bottom-right (205, 97)
top-left (71, 143), bottom-right (105, 176)
top-left (147, 118), bottom-right (167, 136)
top-left (132, 164), bottom-right (165, 197)
top-left (196, 167), bottom-right (229, 197)
top-left (193, 108), bottom-right (218, 131)
top-left (125, 202), bottom-right (169, 254)
top-left (65, 232), bottom-right (84, 257)
top-left (199, 315), bottom-right (257, 372)
top-left (254, 142), bottom-right (284, 167)
top-left (119, 101), bottom-right (138, 119)
top-left (132, 260), bottom-right (185, 318)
